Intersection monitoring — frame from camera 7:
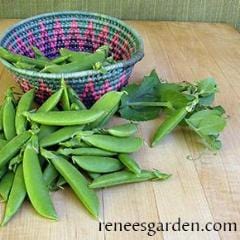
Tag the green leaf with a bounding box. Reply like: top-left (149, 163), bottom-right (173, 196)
top-left (197, 78), bottom-right (217, 97)
top-left (199, 94), bottom-right (215, 106)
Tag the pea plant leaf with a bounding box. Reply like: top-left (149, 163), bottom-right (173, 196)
top-left (197, 78), bottom-right (217, 97)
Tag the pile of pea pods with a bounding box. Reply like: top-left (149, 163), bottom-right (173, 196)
top-left (0, 79), bottom-right (170, 225)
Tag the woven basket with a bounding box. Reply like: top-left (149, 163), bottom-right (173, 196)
top-left (0, 11), bottom-right (144, 105)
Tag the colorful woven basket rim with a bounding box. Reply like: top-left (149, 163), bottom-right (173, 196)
top-left (0, 11), bottom-right (144, 80)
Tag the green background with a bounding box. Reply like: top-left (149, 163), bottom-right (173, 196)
top-left (0, 0), bottom-right (239, 30)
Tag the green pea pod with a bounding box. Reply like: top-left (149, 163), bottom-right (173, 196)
top-left (0, 172), bottom-right (14, 201)
top-left (41, 149), bottom-right (99, 218)
top-left (0, 105), bottom-right (3, 131)
top-left (0, 131), bottom-right (31, 169)
top-left (15, 89), bottom-right (35, 135)
top-left (1, 164), bottom-right (26, 226)
top-left (82, 134), bottom-right (143, 153)
top-left (23, 135), bottom-right (57, 220)
top-left (118, 154), bottom-right (141, 174)
top-left (51, 55), bottom-right (70, 64)
top-left (31, 46), bottom-right (48, 60)
top-left (60, 79), bottom-right (71, 111)
top-left (3, 89), bottom-right (16, 140)
top-left (40, 125), bottom-right (84, 147)
top-left (59, 48), bottom-right (90, 62)
top-left (59, 138), bottom-right (89, 148)
top-left (14, 61), bottom-right (36, 70)
top-left (0, 166), bottom-right (7, 179)
top-left (106, 123), bottom-right (138, 137)
top-left (89, 170), bottom-right (171, 189)
top-left (72, 156), bottom-right (124, 173)
top-left (37, 87), bottom-right (63, 113)
top-left (88, 172), bottom-right (101, 180)
top-left (25, 109), bottom-right (105, 126)
top-left (151, 107), bottom-right (188, 147)
top-left (43, 163), bottom-right (59, 189)
top-left (67, 86), bottom-right (86, 110)
top-left (58, 147), bottom-right (116, 157)
top-left (88, 91), bottom-right (124, 129)
top-left (38, 125), bottom-right (59, 141)
top-left (0, 139), bottom-right (7, 150)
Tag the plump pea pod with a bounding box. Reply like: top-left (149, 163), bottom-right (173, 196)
top-left (3, 90), bottom-right (16, 140)
top-left (0, 105), bottom-right (3, 131)
top-left (151, 107), bottom-right (188, 147)
top-left (0, 47), bottom-right (49, 67)
top-left (25, 109), bottom-right (105, 126)
top-left (15, 89), bottom-right (35, 135)
top-left (1, 164), bottom-right (26, 226)
top-left (40, 125), bottom-right (84, 147)
top-left (88, 91), bottom-right (124, 129)
top-left (58, 147), bottom-right (116, 157)
top-left (89, 170), bottom-right (171, 189)
top-left (14, 61), bottom-right (36, 70)
top-left (59, 137), bottom-right (89, 148)
top-left (0, 139), bottom-right (7, 150)
top-left (67, 86), bottom-right (86, 110)
top-left (41, 149), bottom-right (99, 217)
top-left (82, 134), bottom-right (143, 153)
top-left (37, 87), bottom-right (63, 113)
top-left (38, 125), bottom-right (59, 141)
top-left (43, 163), bottom-right (59, 189)
top-left (60, 79), bottom-right (71, 111)
top-left (106, 123), bottom-right (138, 137)
top-left (0, 172), bottom-right (14, 201)
top-left (118, 154), bottom-right (141, 174)
top-left (0, 166), bottom-right (7, 179)
top-left (59, 48), bottom-right (90, 62)
top-left (23, 135), bottom-right (57, 220)
top-left (72, 156), bottom-right (124, 173)
top-left (0, 131), bottom-right (31, 169)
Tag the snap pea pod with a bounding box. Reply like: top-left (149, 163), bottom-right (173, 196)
top-left (40, 125), bottom-right (84, 147)
top-left (14, 61), bottom-right (36, 70)
top-left (58, 147), bottom-right (116, 157)
top-left (0, 47), bottom-right (49, 67)
top-left (38, 125), bottom-right (59, 141)
top-left (23, 135), bottom-right (57, 220)
top-left (1, 164), bottom-right (26, 226)
top-left (25, 109), bottom-right (105, 126)
top-left (0, 105), bottom-right (3, 131)
top-left (0, 131), bottom-right (31, 169)
top-left (37, 87), bottom-right (63, 113)
top-left (3, 89), bottom-right (16, 140)
top-left (151, 107), bottom-right (188, 147)
top-left (43, 163), bottom-right (59, 189)
top-left (118, 154), bottom-right (141, 174)
top-left (0, 166), bottom-right (7, 179)
top-left (59, 48), bottom-right (90, 62)
top-left (60, 79), bottom-right (71, 111)
top-left (15, 89), bottom-right (35, 135)
top-left (0, 172), bottom-right (14, 201)
top-left (88, 172), bottom-right (101, 180)
top-left (0, 139), bottom-right (7, 150)
top-left (51, 55), bottom-right (70, 64)
top-left (106, 123), bottom-right (138, 137)
top-left (31, 46), bottom-right (48, 60)
top-left (67, 86), bottom-right (86, 110)
top-left (59, 137), bottom-right (89, 148)
top-left (89, 170), bottom-right (171, 189)
top-left (82, 134), bottom-right (143, 153)
top-left (88, 91), bottom-right (124, 129)
top-left (72, 156), bottom-right (124, 173)
top-left (41, 149), bottom-right (99, 218)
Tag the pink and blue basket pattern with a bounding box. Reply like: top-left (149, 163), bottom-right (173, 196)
top-left (0, 11), bottom-right (144, 105)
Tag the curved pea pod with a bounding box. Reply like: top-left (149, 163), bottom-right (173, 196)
top-left (58, 147), bottom-right (116, 157)
top-left (15, 89), bottom-right (35, 135)
top-left (72, 156), bottom-right (124, 173)
top-left (38, 125), bottom-right (59, 141)
top-left (67, 86), bottom-right (86, 110)
top-left (0, 172), bottom-right (14, 201)
top-left (40, 125), bottom-right (84, 147)
top-left (23, 136), bottom-right (57, 220)
top-left (82, 134), bottom-right (143, 153)
top-left (43, 163), bottom-right (59, 189)
top-left (118, 154), bottom-right (141, 174)
top-left (42, 149), bottom-right (99, 218)
top-left (60, 79), bottom-right (71, 111)
top-left (151, 107), bottom-right (188, 147)
top-left (37, 87), bottom-right (63, 113)
top-left (25, 109), bottom-right (105, 126)
top-left (0, 139), bottom-right (7, 150)
top-left (1, 164), bottom-right (26, 226)
top-left (3, 90), bottom-right (16, 140)
top-left (106, 123), bottom-right (138, 137)
top-left (0, 105), bottom-right (3, 131)
top-left (89, 169), bottom-right (171, 189)
top-left (14, 61), bottom-right (36, 70)
top-left (0, 131), bottom-right (31, 169)
top-left (88, 91), bottom-right (124, 129)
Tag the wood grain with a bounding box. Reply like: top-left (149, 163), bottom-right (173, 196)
top-left (0, 20), bottom-right (239, 240)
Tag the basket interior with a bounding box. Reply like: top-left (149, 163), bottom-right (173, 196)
top-left (1, 12), bottom-right (141, 61)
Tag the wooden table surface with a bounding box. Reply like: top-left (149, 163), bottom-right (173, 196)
top-left (0, 20), bottom-right (240, 240)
